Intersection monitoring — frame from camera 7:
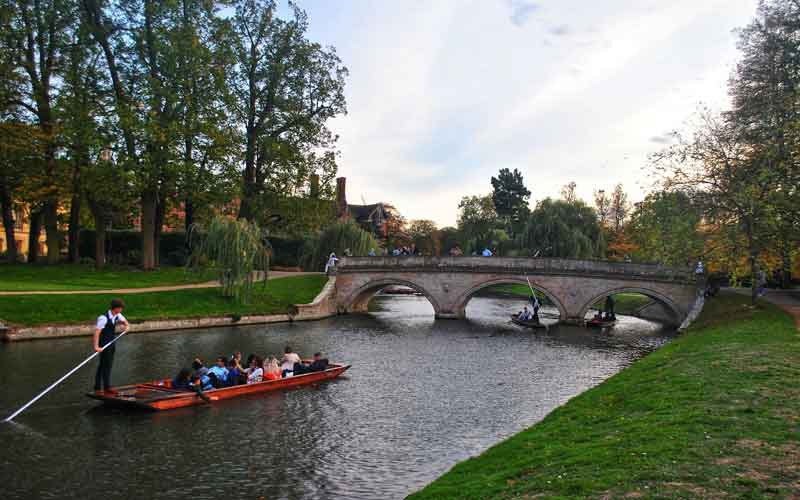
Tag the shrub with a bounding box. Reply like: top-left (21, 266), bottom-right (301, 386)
top-left (300, 220), bottom-right (379, 271)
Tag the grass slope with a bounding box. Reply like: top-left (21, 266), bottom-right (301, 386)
top-left (0, 264), bottom-right (212, 291)
top-left (0, 275), bottom-right (327, 327)
top-left (409, 292), bottom-right (800, 499)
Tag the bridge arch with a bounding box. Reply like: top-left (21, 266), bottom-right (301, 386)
top-left (453, 278), bottom-right (567, 320)
top-left (578, 287), bottom-right (683, 326)
top-left (339, 278), bottom-right (442, 316)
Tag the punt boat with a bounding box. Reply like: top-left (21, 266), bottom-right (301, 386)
top-left (586, 317), bottom-right (617, 328)
top-left (510, 314), bottom-right (548, 329)
top-left (87, 363), bottom-right (350, 411)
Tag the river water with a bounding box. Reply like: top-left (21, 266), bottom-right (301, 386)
top-left (0, 295), bottom-right (675, 500)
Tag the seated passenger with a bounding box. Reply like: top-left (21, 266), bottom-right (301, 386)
top-left (172, 368), bottom-right (192, 391)
top-left (226, 358), bottom-right (242, 386)
top-left (519, 306), bottom-right (532, 321)
top-left (307, 352), bottom-right (329, 372)
top-left (192, 359), bottom-right (213, 390)
top-left (264, 357), bottom-right (281, 381)
top-left (281, 346), bottom-right (301, 378)
top-left (593, 310), bottom-right (603, 321)
top-left (245, 356), bottom-right (264, 384)
top-left (208, 356), bottom-right (229, 388)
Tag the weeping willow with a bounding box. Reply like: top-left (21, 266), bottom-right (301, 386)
top-left (187, 216), bottom-right (270, 302)
top-left (301, 220), bottom-right (379, 271)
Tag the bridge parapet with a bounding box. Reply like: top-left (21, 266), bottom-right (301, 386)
top-left (337, 256), bottom-right (694, 285)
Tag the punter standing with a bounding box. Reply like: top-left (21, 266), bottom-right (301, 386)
top-left (93, 298), bottom-right (128, 392)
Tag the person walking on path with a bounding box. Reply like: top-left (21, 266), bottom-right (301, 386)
top-left (93, 298), bottom-right (128, 393)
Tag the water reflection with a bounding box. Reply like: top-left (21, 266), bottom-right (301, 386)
top-left (0, 295), bottom-right (675, 500)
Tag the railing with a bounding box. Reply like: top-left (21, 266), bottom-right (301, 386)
top-left (336, 256), bottom-right (695, 283)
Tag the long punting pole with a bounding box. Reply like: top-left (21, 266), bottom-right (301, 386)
top-left (3, 330), bottom-right (128, 423)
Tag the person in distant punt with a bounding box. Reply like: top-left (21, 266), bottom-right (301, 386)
top-left (93, 298), bottom-right (129, 393)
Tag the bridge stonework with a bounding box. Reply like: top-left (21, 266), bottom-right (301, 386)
top-left (334, 256), bottom-right (700, 326)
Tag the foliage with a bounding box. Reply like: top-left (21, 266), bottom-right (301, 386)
top-left (628, 190), bottom-right (704, 266)
top-left (560, 181), bottom-right (577, 203)
top-left (228, 0), bottom-right (348, 220)
top-left (517, 198), bottom-right (605, 259)
top-left (300, 220), bottom-right (379, 271)
top-left (410, 292), bottom-right (800, 499)
top-left (408, 219), bottom-right (439, 255)
top-left (188, 216), bottom-right (270, 301)
top-left (457, 194), bottom-right (500, 252)
top-left (0, 274), bottom-right (327, 326)
top-left (490, 168), bottom-right (530, 236)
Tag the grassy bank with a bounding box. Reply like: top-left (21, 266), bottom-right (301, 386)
top-left (484, 284), bottom-right (653, 314)
top-left (409, 292), bottom-right (800, 499)
top-left (0, 275), bottom-right (327, 327)
top-left (0, 263), bottom-right (212, 291)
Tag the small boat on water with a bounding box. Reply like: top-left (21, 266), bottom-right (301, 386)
top-left (87, 363), bottom-right (350, 411)
top-left (586, 317), bottom-right (617, 328)
top-left (511, 314), bottom-right (548, 329)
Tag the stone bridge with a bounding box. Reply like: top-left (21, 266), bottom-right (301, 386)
top-left (334, 256), bottom-right (701, 326)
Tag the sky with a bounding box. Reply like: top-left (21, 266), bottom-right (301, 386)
top-left (288, 0), bottom-right (760, 227)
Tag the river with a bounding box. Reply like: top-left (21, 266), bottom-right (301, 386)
top-left (0, 295), bottom-right (676, 499)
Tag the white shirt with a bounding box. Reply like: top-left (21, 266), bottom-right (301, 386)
top-left (281, 353), bottom-right (301, 372)
top-left (482, 249), bottom-right (493, 257)
top-left (246, 367), bottom-right (263, 384)
top-left (96, 310), bottom-right (127, 330)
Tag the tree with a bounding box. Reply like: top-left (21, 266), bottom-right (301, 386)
top-left (300, 220), bottom-right (378, 270)
top-left (652, 111), bottom-right (780, 304)
top-left (227, 0), bottom-right (348, 221)
top-left (188, 216), bottom-right (270, 302)
top-left (608, 183), bottom-right (630, 233)
top-left (560, 181), bottom-right (577, 203)
top-left (490, 168), bottom-right (530, 236)
top-left (5, 0), bottom-right (76, 263)
top-left (518, 198), bottom-right (605, 259)
top-left (593, 189), bottom-right (611, 227)
top-left (628, 191), bottom-right (704, 266)
top-left (728, 0), bottom-right (800, 287)
top-left (408, 219), bottom-right (439, 255)
top-left (457, 194), bottom-right (499, 253)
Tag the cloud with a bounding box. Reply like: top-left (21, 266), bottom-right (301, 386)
top-left (509, 0), bottom-right (540, 26)
top-left (549, 24), bottom-right (570, 36)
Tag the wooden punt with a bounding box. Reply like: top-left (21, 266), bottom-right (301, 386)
top-left (87, 363), bottom-right (350, 411)
top-left (510, 314), bottom-right (548, 329)
top-left (586, 317), bottom-right (617, 328)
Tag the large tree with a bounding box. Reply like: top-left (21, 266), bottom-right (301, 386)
top-left (518, 198), bottom-right (605, 259)
top-left (5, 0), bottom-right (76, 263)
top-left (628, 190), bottom-right (704, 266)
top-left (227, 0), bottom-right (347, 221)
top-left (456, 194), bottom-right (499, 252)
top-left (490, 168), bottom-right (530, 237)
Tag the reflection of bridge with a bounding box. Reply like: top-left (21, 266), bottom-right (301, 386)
top-left (335, 256), bottom-right (701, 326)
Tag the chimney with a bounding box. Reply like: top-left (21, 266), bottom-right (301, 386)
top-left (335, 177), bottom-right (349, 220)
top-left (309, 174), bottom-right (320, 198)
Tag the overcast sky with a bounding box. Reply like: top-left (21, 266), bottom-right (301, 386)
top-left (291, 0), bottom-right (759, 227)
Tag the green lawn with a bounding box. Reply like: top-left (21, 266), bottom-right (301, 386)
top-left (484, 284), bottom-right (653, 315)
top-left (409, 292), bottom-right (800, 499)
top-left (0, 263), bottom-right (213, 291)
top-left (0, 275), bottom-right (327, 326)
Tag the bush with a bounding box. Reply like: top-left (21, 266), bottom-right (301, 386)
top-left (300, 220), bottom-right (379, 271)
top-left (78, 230), bottom-right (190, 267)
top-left (268, 237), bottom-right (305, 267)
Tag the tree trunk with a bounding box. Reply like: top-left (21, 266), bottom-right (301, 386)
top-left (750, 252), bottom-right (759, 305)
top-left (238, 127), bottom-right (257, 220)
top-left (68, 160), bottom-right (83, 263)
top-left (184, 197), bottom-right (194, 232)
top-left (27, 209), bottom-right (43, 263)
top-left (68, 193), bottom-right (82, 263)
top-left (781, 242), bottom-right (792, 289)
top-left (0, 180), bottom-right (17, 263)
top-left (154, 193), bottom-right (166, 267)
top-left (141, 189), bottom-right (158, 269)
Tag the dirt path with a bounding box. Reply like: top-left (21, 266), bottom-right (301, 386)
top-left (761, 289), bottom-right (800, 331)
top-left (0, 271), bottom-right (321, 296)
